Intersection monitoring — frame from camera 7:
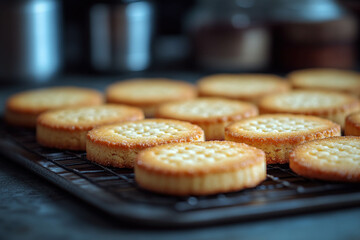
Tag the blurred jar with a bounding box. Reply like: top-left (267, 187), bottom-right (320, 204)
top-left (269, 0), bottom-right (357, 70)
top-left (187, 0), bottom-right (270, 72)
top-left (0, 0), bottom-right (62, 83)
top-left (89, 0), bottom-right (154, 72)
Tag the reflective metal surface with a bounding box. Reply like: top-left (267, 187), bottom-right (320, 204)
top-left (0, 0), bottom-right (62, 83)
top-left (90, 1), bottom-right (154, 72)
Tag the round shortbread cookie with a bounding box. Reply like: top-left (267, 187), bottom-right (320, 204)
top-left (345, 112), bottom-right (360, 136)
top-left (37, 104), bottom-right (144, 150)
top-left (197, 74), bottom-right (290, 103)
top-left (289, 68), bottom-right (360, 96)
top-left (5, 87), bottom-right (103, 127)
top-left (258, 90), bottom-right (360, 128)
top-left (106, 79), bottom-right (197, 117)
top-left (135, 141), bottom-right (266, 196)
top-left (156, 98), bottom-right (258, 140)
top-left (225, 114), bottom-right (341, 164)
top-left (344, 112), bottom-right (360, 136)
top-left (290, 136), bottom-right (360, 182)
top-left (86, 119), bottom-right (204, 168)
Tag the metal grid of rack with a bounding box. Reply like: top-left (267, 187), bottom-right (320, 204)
top-left (1, 123), bottom-right (360, 227)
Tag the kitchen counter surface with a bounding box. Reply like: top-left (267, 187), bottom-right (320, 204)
top-left (1, 75), bottom-right (360, 240)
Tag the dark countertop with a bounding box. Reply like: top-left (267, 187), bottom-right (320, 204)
top-left (1, 75), bottom-right (360, 240)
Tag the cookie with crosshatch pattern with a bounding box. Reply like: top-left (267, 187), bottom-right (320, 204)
top-left (106, 79), bottom-right (197, 117)
top-left (290, 136), bottom-right (360, 182)
top-left (197, 74), bottom-right (290, 103)
top-left (258, 90), bottom-right (360, 128)
top-left (86, 119), bottom-right (204, 168)
top-left (155, 97), bottom-right (258, 140)
top-left (36, 104), bottom-right (144, 151)
top-left (289, 68), bottom-right (360, 96)
top-left (5, 86), bottom-right (103, 127)
top-left (135, 141), bottom-right (266, 196)
top-left (225, 114), bottom-right (341, 164)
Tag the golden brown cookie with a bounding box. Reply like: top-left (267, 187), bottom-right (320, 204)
top-left (106, 79), bottom-right (197, 117)
top-left (197, 74), bottom-right (290, 103)
top-left (258, 90), bottom-right (360, 128)
top-left (289, 68), bottom-right (360, 96)
top-left (345, 112), bottom-right (360, 136)
top-left (290, 136), bottom-right (360, 182)
top-left (5, 87), bottom-right (103, 127)
top-left (225, 114), bottom-right (341, 164)
top-left (36, 104), bottom-right (144, 150)
top-left (135, 141), bottom-right (266, 196)
top-left (86, 119), bottom-right (204, 168)
top-left (156, 97), bottom-right (258, 140)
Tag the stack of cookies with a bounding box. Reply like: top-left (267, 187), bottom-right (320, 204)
top-left (5, 69), bottom-right (360, 196)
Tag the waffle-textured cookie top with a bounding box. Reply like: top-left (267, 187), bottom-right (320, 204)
top-left (137, 141), bottom-right (265, 173)
top-left (289, 69), bottom-right (360, 93)
top-left (87, 119), bottom-right (204, 146)
top-left (6, 87), bottom-right (103, 114)
top-left (156, 98), bottom-right (257, 122)
top-left (290, 136), bottom-right (360, 182)
top-left (106, 79), bottom-right (196, 105)
top-left (37, 105), bottom-right (144, 130)
top-left (198, 74), bottom-right (289, 99)
top-left (303, 138), bottom-right (360, 166)
top-left (226, 114), bottom-right (340, 137)
top-left (113, 121), bottom-right (188, 139)
top-left (259, 90), bottom-right (358, 112)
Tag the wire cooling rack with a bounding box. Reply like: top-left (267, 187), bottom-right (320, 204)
top-left (1, 122), bottom-right (360, 227)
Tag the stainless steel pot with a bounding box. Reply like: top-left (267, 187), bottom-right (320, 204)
top-left (89, 0), bottom-right (154, 72)
top-left (0, 0), bottom-right (62, 83)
